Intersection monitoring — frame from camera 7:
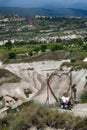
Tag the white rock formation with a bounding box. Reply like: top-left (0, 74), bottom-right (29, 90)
top-left (0, 60), bottom-right (87, 106)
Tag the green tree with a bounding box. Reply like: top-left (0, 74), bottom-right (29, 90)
top-left (41, 44), bottom-right (47, 52)
top-left (5, 40), bottom-right (13, 50)
top-left (9, 52), bottom-right (16, 59)
top-left (83, 44), bottom-right (87, 51)
top-left (50, 44), bottom-right (63, 51)
top-left (29, 51), bottom-right (33, 56)
top-left (33, 45), bottom-right (40, 52)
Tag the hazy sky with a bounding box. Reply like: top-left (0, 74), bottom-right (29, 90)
top-left (0, 0), bottom-right (87, 9)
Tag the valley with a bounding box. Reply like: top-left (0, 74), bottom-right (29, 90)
top-left (0, 9), bottom-right (87, 130)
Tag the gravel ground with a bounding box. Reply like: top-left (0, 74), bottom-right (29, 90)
top-left (72, 103), bottom-right (87, 117)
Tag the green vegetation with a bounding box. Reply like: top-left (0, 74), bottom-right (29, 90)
top-left (61, 61), bottom-right (87, 70)
top-left (8, 52), bottom-right (16, 59)
top-left (80, 90), bottom-right (87, 103)
top-left (5, 40), bottom-right (13, 50)
top-left (0, 101), bottom-right (87, 130)
top-left (0, 16), bottom-right (87, 65)
top-left (0, 37), bottom-right (87, 67)
top-left (41, 44), bottom-right (47, 52)
top-left (0, 15), bottom-right (87, 130)
top-left (1, 16), bottom-right (87, 40)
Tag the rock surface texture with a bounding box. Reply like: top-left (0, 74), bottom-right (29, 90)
top-left (0, 60), bottom-right (87, 117)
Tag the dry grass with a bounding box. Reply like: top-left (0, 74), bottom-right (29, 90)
top-left (0, 68), bottom-right (20, 84)
top-left (61, 61), bottom-right (87, 69)
top-left (0, 101), bottom-right (86, 130)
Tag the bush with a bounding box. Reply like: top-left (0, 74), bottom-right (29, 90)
top-left (71, 58), bottom-right (76, 63)
top-left (5, 40), bottom-right (13, 50)
top-left (80, 90), bottom-right (87, 103)
top-left (74, 117), bottom-right (87, 130)
top-left (33, 46), bottom-right (40, 52)
top-left (0, 101), bottom-right (87, 130)
top-left (49, 44), bottom-right (63, 51)
top-left (28, 51), bottom-right (33, 56)
top-left (8, 52), bottom-right (16, 59)
top-left (41, 44), bottom-right (47, 52)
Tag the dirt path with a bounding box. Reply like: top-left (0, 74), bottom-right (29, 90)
top-left (72, 103), bottom-right (87, 117)
top-left (59, 103), bottom-right (87, 117)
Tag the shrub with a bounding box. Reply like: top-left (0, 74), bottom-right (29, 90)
top-left (33, 45), bottom-right (40, 52)
top-left (28, 51), bottom-right (33, 56)
top-left (80, 90), bottom-right (87, 103)
top-left (71, 58), bottom-right (76, 63)
top-left (8, 52), bottom-right (16, 59)
top-left (74, 117), bottom-right (87, 130)
top-left (5, 40), bottom-right (13, 50)
top-left (0, 101), bottom-right (86, 130)
top-left (41, 44), bottom-right (47, 52)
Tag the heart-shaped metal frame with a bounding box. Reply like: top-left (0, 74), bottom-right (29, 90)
top-left (46, 71), bottom-right (72, 103)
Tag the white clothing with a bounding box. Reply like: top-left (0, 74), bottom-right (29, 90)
top-left (62, 96), bottom-right (69, 103)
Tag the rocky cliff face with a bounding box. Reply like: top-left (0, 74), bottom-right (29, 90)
top-left (33, 69), bottom-right (87, 104)
top-left (0, 60), bottom-right (87, 108)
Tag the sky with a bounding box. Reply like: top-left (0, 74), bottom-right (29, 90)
top-left (0, 0), bottom-right (87, 9)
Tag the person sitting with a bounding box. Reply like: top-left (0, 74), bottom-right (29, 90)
top-left (61, 93), bottom-right (72, 110)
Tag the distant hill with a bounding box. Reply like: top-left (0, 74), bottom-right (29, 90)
top-left (0, 7), bottom-right (87, 17)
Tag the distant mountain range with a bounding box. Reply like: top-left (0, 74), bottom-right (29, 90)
top-left (0, 7), bottom-right (87, 17)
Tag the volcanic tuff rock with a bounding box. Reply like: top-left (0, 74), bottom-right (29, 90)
top-left (0, 60), bottom-right (87, 107)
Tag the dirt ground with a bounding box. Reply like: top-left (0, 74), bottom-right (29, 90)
top-left (72, 103), bottom-right (87, 117)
